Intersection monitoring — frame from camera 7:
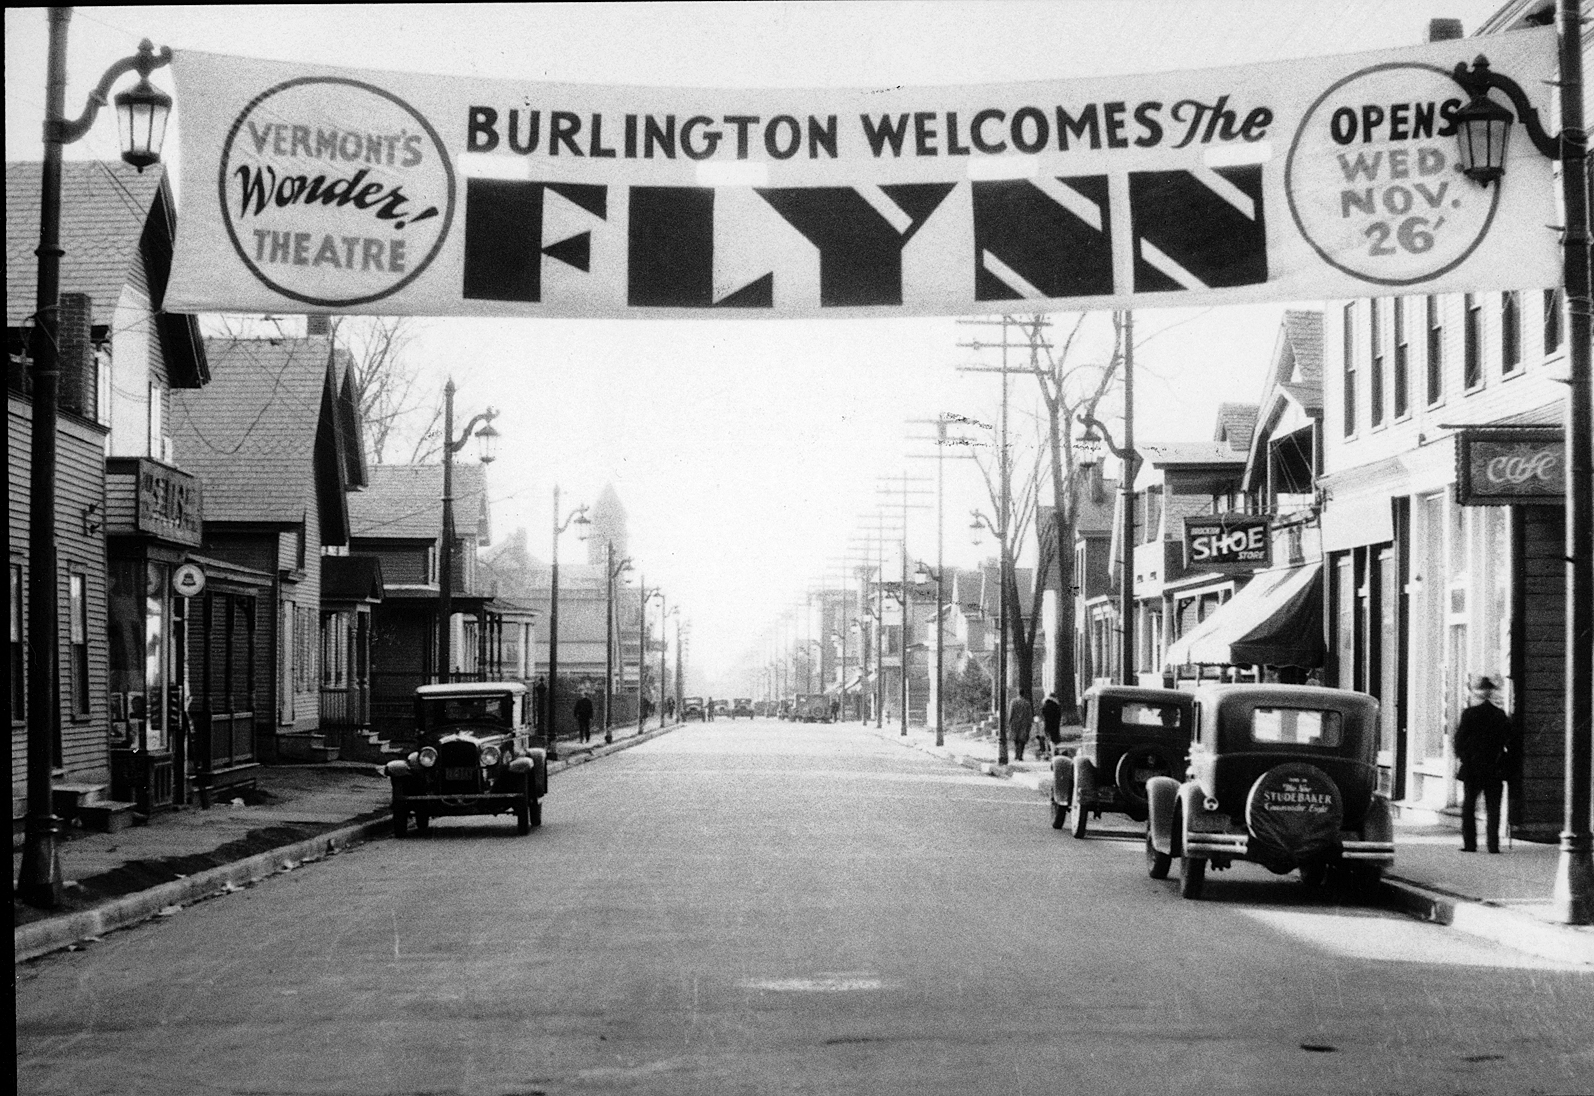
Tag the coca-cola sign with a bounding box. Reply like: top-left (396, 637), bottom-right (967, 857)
top-left (1457, 429), bottom-right (1564, 506)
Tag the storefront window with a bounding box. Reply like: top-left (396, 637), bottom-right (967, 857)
top-left (69, 571), bottom-right (89, 716)
top-left (145, 562), bottom-right (170, 752)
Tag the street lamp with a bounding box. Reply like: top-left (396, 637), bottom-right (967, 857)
top-left (20, 10), bottom-right (174, 910)
top-left (1448, 33), bottom-right (1592, 927)
top-left (640, 581), bottom-right (662, 730)
top-left (970, 510), bottom-right (1008, 767)
top-left (437, 379), bottom-right (497, 686)
top-left (604, 546), bottom-right (633, 744)
top-left (546, 486), bottom-right (590, 761)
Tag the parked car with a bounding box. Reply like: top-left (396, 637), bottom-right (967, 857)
top-left (1144, 684), bottom-right (1393, 899)
top-left (797, 694), bottom-right (831, 723)
top-left (682, 696), bottom-right (706, 721)
top-left (384, 682), bottom-right (546, 837)
top-left (778, 699), bottom-right (795, 720)
top-left (712, 699), bottom-right (730, 719)
top-left (753, 700), bottom-right (774, 718)
top-left (732, 697), bottom-right (755, 719)
top-left (1052, 685), bottom-right (1194, 837)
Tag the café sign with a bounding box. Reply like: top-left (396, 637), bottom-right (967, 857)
top-left (1457, 428), bottom-right (1564, 506)
top-left (1184, 516), bottom-right (1272, 570)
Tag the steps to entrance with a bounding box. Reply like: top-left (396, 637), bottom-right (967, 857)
top-left (275, 733), bottom-right (341, 763)
top-left (50, 784), bottom-right (139, 833)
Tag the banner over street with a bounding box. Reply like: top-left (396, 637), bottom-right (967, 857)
top-left (166, 29), bottom-right (1561, 318)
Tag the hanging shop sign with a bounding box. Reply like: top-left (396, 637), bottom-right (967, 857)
top-left (1184, 516), bottom-right (1273, 570)
top-left (137, 460), bottom-right (203, 546)
top-left (166, 29), bottom-right (1559, 319)
top-left (172, 562), bottom-right (207, 598)
top-left (1456, 428), bottom-right (1565, 506)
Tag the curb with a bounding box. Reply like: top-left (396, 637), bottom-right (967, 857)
top-left (13, 815), bottom-right (391, 964)
top-left (15, 721), bottom-right (684, 964)
top-left (1378, 876), bottom-right (1594, 966)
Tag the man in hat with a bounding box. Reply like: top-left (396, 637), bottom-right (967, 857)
top-left (1453, 675), bottom-right (1513, 853)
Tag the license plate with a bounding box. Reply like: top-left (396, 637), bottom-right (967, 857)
top-left (444, 767), bottom-right (475, 782)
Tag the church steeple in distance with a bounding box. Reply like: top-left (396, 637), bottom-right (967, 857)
top-left (585, 484), bottom-right (629, 565)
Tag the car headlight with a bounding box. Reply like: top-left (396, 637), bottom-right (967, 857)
top-left (479, 745), bottom-right (502, 767)
top-left (418, 747), bottom-right (438, 768)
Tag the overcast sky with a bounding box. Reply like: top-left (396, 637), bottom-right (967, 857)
top-left (6, 2), bottom-right (1512, 691)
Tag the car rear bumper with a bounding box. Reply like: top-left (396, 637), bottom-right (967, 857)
top-left (1183, 830), bottom-right (1394, 865)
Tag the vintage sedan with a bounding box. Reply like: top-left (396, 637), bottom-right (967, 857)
top-left (1051, 685), bottom-right (1194, 837)
top-left (1144, 684), bottom-right (1393, 899)
top-left (682, 696), bottom-right (707, 721)
top-left (731, 697), bottom-right (755, 720)
top-left (384, 682), bottom-right (547, 837)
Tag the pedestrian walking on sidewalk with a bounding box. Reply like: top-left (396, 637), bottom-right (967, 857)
top-left (1008, 691), bottom-right (1034, 762)
top-left (1454, 675), bottom-right (1512, 854)
top-left (574, 693), bottom-right (595, 744)
top-left (1041, 691), bottom-right (1063, 758)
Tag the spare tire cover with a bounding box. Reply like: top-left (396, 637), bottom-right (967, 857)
top-left (1245, 763), bottom-right (1343, 871)
top-left (1115, 745), bottom-right (1177, 806)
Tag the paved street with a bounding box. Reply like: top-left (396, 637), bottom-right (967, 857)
top-left (17, 720), bottom-right (1594, 1096)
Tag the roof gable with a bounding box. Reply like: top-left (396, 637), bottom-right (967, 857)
top-left (349, 463), bottom-right (488, 543)
top-left (7, 161), bottom-right (207, 387)
top-left (171, 336), bottom-right (346, 525)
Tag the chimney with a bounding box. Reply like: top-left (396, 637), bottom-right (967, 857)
top-left (57, 292), bottom-right (94, 417)
top-left (1429, 18), bottom-right (1464, 42)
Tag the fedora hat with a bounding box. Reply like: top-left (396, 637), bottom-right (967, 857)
top-left (1471, 675), bottom-right (1499, 692)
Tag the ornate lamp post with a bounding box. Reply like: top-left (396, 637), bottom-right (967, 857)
top-left (437, 380), bottom-right (497, 685)
top-left (1447, 25), bottom-right (1592, 926)
top-left (20, 9), bottom-right (174, 910)
top-left (546, 487), bottom-right (589, 760)
top-left (604, 544), bottom-right (633, 744)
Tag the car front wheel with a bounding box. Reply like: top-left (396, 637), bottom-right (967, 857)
top-left (516, 793), bottom-right (531, 835)
top-left (1070, 798), bottom-right (1090, 839)
top-left (414, 812), bottom-right (430, 835)
top-left (392, 801), bottom-right (409, 839)
top-left (1050, 797), bottom-right (1067, 830)
top-left (1179, 853), bottom-right (1206, 899)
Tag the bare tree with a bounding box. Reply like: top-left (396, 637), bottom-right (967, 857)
top-left (328, 316), bottom-right (438, 464)
top-left (1019, 312), bottom-right (1126, 722)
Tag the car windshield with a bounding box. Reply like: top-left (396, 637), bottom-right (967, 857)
top-left (1120, 702), bottom-right (1182, 728)
top-left (1249, 707), bottom-right (1342, 746)
top-left (421, 694), bottom-right (511, 730)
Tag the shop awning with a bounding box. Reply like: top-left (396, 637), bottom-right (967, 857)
top-left (1164, 563), bottom-right (1324, 669)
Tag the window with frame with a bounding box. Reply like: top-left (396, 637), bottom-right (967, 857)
top-left (1544, 288), bottom-right (1563, 355)
top-left (1369, 298), bottom-right (1385, 427)
top-left (1426, 296), bottom-right (1444, 405)
top-left (10, 564), bottom-right (23, 723)
top-left (1342, 304), bottom-right (1356, 436)
top-left (293, 602), bottom-right (315, 694)
top-left (320, 611), bottom-right (348, 689)
top-left (1464, 293), bottom-right (1482, 389)
top-left (1501, 290), bottom-right (1521, 375)
top-left (69, 571), bottom-right (89, 717)
top-left (1393, 297), bottom-right (1409, 418)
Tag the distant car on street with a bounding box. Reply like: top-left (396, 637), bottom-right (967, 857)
top-left (796, 694), bottom-right (831, 723)
top-left (1144, 684), bottom-right (1393, 899)
top-left (731, 698), bottom-right (755, 720)
top-left (682, 696), bottom-right (706, 721)
top-left (712, 699), bottom-right (730, 719)
top-left (753, 700), bottom-right (775, 718)
top-left (384, 682), bottom-right (546, 837)
top-left (1051, 685), bottom-right (1194, 836)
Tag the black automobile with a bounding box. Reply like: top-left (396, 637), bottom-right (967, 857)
top-left (682, 696), bottom-right (707, 721)
top-left (1144, 684), bottom-right (1394, 899)
top-left (1051, 685), bottom-right (1194, 837)
top-left (384, 682), bottom-right (547, 836)
top-left (731, 697), bottom-right (755, 720)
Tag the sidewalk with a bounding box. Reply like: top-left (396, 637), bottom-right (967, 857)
top-left (13, 720), bottom-right (679, 962)
top-left (868, 720), bottom-right (1594, 966)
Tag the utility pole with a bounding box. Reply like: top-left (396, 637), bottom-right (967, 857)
top-left (1119, 311), bottom-right (1136, 686)
top-left (910, 416), bottom-right (980, 747)
top-left (853, 512), bottom-right (904, 727)
top-left (878, 473), bottom-right (932, 735)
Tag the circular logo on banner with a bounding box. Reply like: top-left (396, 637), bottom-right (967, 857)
top-left (1285, 62), bottom-right (1499, 286)
top-left (217, 77), bottom-right (457, 307)
top-left (172, 563), bottom-right (207, 599)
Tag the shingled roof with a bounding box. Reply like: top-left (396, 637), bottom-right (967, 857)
top-left (171, 335), bottom-right (352, 537)
top-left (6, 160), bottom-right (206, 386)
top-left (349, 463), bottom-right (489, 544)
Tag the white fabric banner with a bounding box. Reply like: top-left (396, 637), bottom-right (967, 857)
top-left (166, 29), bottom-right (1561, 318)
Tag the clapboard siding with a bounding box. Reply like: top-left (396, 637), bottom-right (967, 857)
top-left (8, 396), bottom-right (112, 797)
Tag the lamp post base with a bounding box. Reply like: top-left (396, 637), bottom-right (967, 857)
top-left (16, 812), bottom-right (67, 909)
top-left (1551, 831), bottom-right (1594, 925)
